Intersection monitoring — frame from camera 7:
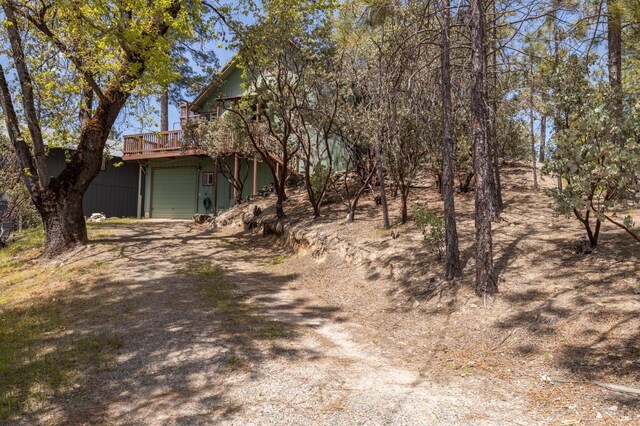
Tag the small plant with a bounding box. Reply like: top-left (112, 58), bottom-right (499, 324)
top-left (268, 255), bottom-right (289, 266)
top-left (413, 207), bottom-right (445, 260)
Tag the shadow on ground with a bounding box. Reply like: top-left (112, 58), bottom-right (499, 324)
top-left (2, 221), bottom-right (342, 424)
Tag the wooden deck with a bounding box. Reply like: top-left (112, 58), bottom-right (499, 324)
top-left (123, 129), bottom-right (285, 164)
top-left (123, 130), bottom-right (207, 160)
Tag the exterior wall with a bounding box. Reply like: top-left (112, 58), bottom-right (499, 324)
top-left (194, 64), bottom-right (245, 114)
top-left (144, 155), bottom-right (273, 218)
top-left (47, 148), bottom-right (142, 217)
top-left (192, 62), bottom-right (349, 175)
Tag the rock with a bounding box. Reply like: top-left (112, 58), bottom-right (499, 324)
top-left (538, 311), bottom-right (560, 325)
top-left (242, 213), bottom-right (257, 230)
top-left (596, 411), bottom-right (603, 420)
top-left (87, 213), bottom-right (106, 222)
top-left (607, 405), bottom-right (618, 413)
top-left (206, 216), bottom-right (217, 230)
top-left (193, 213), bottom-right (211, 225)
top-left (574, 239), bottom-right (593, 255)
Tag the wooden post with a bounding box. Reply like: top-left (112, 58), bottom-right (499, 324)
top-left (136, 162), bottom-right (143, 219)
top-left (233, 153), bottom-right (239, 205)
top-left (213, 159), bottom-right (219, 214)
top-left (253, 156), bottom-right (258, 195)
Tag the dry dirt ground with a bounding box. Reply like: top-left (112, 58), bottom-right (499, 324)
top-left (1, 164), bottom-right (639, 425)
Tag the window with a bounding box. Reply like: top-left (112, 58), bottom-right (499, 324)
top-left (202, 172), bottom-right (215, 186)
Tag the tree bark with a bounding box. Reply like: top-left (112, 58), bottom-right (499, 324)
top-left (539, 112), bottom-right (546, 163)
top-left (376, 24), bottom-right (390, 229)
top-left (275, 162), bottom-right (287, 219)
top-left (160, 90), bottom-right (169, 132)
top-left (530, 105), bottom-right (538, 192)
top-left (573, 208), bottom-right (600, 247)
top-left (607, 0), bottom-right (622, 146)
top-left (41, 189), bottom-right (88, 254)
top-left (440, 0), bottom-right (462, 280)
top-left (400, 187), bottom-right (409, 224)
top-left (529, 68), bottom-right (538, 192)
top-left (489, 0), bottom-right (503, 214)
top-left (471, 0), bottom-right (497, 295)
top-left (375, 141), bottom-right (390, 228)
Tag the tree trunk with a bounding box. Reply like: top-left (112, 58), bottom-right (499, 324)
top-left (275, 189), bottom-right (286, 219)
top-left (539, 113), bottom-right (546, 163)
top-left (275, 161), bottom-right (287, 219)
top-left (471, 0), bottom-right (497, 295)
top-left (400, 188), bottom-right (409, 224)
top-left (440, 0), bottom-right (462, 280)
top-left (529, 72), bottom-right (538, 192)
top-left (607, 0), bottom-right (622, 146)
top-left (530, 108), bottom-right (538, 192)
top-left (573, 208), bottom-right (600, 247)
top-left (160, 90), bottom-right (169, 132)
top-left (41, 189), bottom-right (88, 256)
top-left (375, 145), bottom-right (390, 229)
top-left (376, 26), bottom-right (390, 230)
top-left (347, 166), bottom-right (376, 222)
top-left (489, 0), bottom-right (503, 214)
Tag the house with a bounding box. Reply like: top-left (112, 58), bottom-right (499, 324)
top-left (122, 59), bottom-right (274, 219)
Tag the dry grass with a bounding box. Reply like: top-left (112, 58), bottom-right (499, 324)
top-left (0, 226), bottom-right (121, 420)
top-left (186, 260), bottom-right (291, 342)
top-left (245, 164), bottom-right (640, 420)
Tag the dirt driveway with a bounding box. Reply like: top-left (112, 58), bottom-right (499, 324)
top-left (7, 220), bottom-right (536, 425)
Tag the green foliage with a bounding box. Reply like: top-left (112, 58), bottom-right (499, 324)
top-left (190, 112), bottom-right (255, 158)
top-left (413, 207), bottom-right (444, 260)
top-left (0, 1), bottom-right (224, 143)
top-left (310, 164), bottom-right (331, 200)
top-left (543, 58), bottom-right (640, 242)
top-left (0, 137), bottom-right (40, 245)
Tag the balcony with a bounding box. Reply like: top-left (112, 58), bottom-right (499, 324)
top-left (122, 128), bottom-right (286, 166)
top-left (123, 130), bottom-right (207, 160)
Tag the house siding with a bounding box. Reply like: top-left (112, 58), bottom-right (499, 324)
top-left (47, 148), bottom-right (142, 217)
top-left (195, 64), bottom-right (245, 113)
top-left (143, 155), bottom-right (273, 219)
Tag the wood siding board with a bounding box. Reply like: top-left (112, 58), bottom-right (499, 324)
top-left (47, 148), bottom-right (140, 217)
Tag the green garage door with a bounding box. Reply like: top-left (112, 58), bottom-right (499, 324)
top-left (151, 167), bottom-right (197, 219)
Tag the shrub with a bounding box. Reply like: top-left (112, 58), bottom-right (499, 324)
top-left (413, 207), bottom-right (444, 259)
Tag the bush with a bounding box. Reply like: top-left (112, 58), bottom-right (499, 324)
top-left (413, 207), bottom-right (444, 259)
top-left (310, 164), bottom-right (330, 198)
top-left (1, 137), bottom-right (40, 247)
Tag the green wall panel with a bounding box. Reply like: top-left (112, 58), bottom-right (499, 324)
top-left (144, 155), bottom-right (274, 218)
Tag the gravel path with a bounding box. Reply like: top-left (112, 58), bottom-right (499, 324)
top-left (42, 221), bottom-right (534, 425)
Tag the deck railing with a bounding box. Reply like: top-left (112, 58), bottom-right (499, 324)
top-left (123, 130), bottom-right (194, 156)
top-left (123, 129), bottom-right (284, 163)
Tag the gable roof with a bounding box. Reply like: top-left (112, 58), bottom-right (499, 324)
top-left (189, 55), bottom-right (240, 111)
